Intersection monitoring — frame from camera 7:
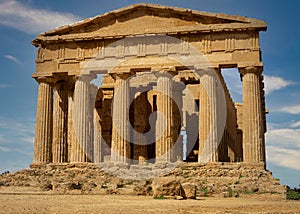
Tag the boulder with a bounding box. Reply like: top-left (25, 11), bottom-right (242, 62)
top-left (152, 176), bottom-right (183, 198)
top-left (181, 183), bottom-right (196, 199)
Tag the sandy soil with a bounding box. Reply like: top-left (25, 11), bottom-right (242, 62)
top-left (0, 194), bottom-right (300, 214)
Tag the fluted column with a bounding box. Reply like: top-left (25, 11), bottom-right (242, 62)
top-left (133, 92), bottom-right (149, 163)
top-left (198, 74), bottom-right (218, 163)
top-left (67, 88), bottom-right (74, 162)
top-left (240, 66), bottom-right (265, 163)
top-left (155, 75), bottom-right (174, 162)
top-left (72, 75), bottom-right (95, 162)
top-left (111, 75), bottom-right (130, 163)
top-left (52, 81), bottom-right (69, 163)
top-left (94, 108), bottom-right (103, 164)
top-left (33, 77), bottom-right (54, 164)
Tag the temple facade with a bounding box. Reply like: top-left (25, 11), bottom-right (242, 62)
top-left (31, 4), bottom-right (267, 167)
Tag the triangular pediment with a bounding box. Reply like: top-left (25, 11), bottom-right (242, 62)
top-left (33, 3), bottom-right (266, 45)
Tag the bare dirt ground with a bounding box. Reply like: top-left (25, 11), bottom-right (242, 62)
top-left (0, 194), bottom-right (300, 214)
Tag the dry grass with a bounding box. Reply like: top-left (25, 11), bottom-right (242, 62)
top-left (0, 194), bottom-right (300, 214)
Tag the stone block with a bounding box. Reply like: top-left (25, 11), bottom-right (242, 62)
top-left (181, 183), bottom-right (196, 199)
top-left (152, 176), bottom-right (183, 198)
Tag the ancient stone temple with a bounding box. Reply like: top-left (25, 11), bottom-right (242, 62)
top-left (31, 4), bottom-right (267, 167)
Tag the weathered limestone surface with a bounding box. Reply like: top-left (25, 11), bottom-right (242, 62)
top-left (52, 81), bottom-right (68, 163)
top-left (19, 4), bottom-right (289, 199)
top-left (67, 89), bottom-right (75, 162)
top-left (72, 75), bottom-right (94, 162)
top-left (111, 75), bottom-right (131, 163)
top-left (0, 163), bottom-right (286, 200)
top-left (132, 92), bottom-right (151, 163)
top-left (93, 108), bottom-right (103, 164)
top-left (29, 4), bottom-right (276, 193)
top-left (198, 74), bottom-right (218, 163)
top-left (240, 67), bottom-right (265, 163)
top-left (33, 78), bottom-right (53, 163)
top-left (156, 75), bottom-right (174, 162)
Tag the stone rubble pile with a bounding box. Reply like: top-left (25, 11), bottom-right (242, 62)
top-left (0, 162), bottom-right (285, 199)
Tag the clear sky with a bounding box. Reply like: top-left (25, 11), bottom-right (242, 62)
top-left (0, 0), bottom-right (299, 188)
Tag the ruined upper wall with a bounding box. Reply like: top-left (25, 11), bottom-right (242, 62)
top-left (32, 3), bottom-right (266, 45)
top-left (32, 4), bottom-right (267, 76)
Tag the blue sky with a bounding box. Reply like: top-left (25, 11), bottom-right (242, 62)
top-left (0, 0), bottom-right (300, 188)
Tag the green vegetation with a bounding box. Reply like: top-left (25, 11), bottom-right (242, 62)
top-left (0, 171), bottom-right (10, 175)
top-left (243, 190), bottom-right (255, 195)
top-left (200, 187), bottom-right (209, 197)
top-left (182, 174), bottom-right (190, 178)
top-left (126, 181), bottom-right (134, 185)
top-left (227, 188), bottom-right (240, 198)
top-left (154, 195), bottom-right (167, 200)
top-left (286, 187), bottom-right (300, 200)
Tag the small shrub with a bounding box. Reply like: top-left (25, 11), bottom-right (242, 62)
top-left (154, 195), bottom-right (166, 200)
top-left (200, 187), bottom-right (209, 197)
top-left (286, 188), bottom-right (300, 200)
top-left (244, 190), bottom-right (255, 195)
top-left (0, 171), bottom-right (10, 175)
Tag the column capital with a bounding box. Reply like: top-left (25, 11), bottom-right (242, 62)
top-left (76, 74), bottom-right (96, 83)
top-left (159, 66), bottom-right (177, 76)
top-left (239, 66), bottom-right (263, 76)
top-left (113, 72), bottom-right (131, 81)
top-left (196, 67), bottom-right (219, 80)
top-left (53, 77), bottom-right (76, 91)
top-left (154, 70), bottom-right (175, 82)
top-left (35, 76), bottom-right (56, 84)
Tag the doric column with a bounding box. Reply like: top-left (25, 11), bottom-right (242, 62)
top-left (33, 77), bottom-right (54, 164)
top-left (94, 108), bottom-right (103, 164)
top-left (72, 75), bottom-right (95, 162)
top-left (133, 92), bottom-right (149, 163)
top-left (101, 89), bottom-right (114, 156)
top-left (111, 75), bottom-right (130, 163)
top-left (155, 75), bottom-right (174, 162)
top-left (172, 80), bottom-right (184, 161)
top-left (239, 66), bottom-right (265, 163)
top-left (67, 88), bottom-right (74, 162)
top-left (198, 74), bottom-right (218, 163)
top-left (52, 81), bottom-right (69, 163)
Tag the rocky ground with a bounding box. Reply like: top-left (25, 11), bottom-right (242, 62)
top-left (0, 194), bottom-right (300, 214)
top-left (0, 162), bottom-right (286, 199)
top-left (0, 162), bottom-right (295, 213)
